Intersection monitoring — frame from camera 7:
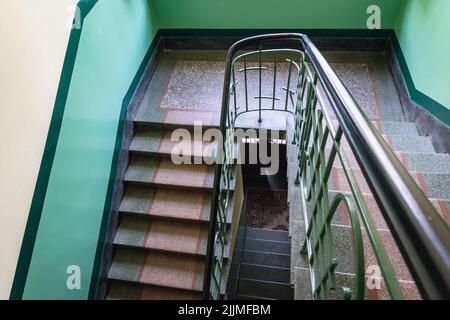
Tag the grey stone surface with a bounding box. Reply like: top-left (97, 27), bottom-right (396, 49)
top-left (422, 173), bottom-right (450, 200)
top-left (244, 238), bottom-right (291, 255)
top-left (294, 267), bottom-right (312, 300)
top-left (245, 227), bottom-right (290, 242)
top-left (242, 250), bottom-right (290, 268)
top-left (390, 134), bottom-right (435, 153)
top-left (406, 152), bottom-right (450, 174)
top-left (381, 121), bottom-right (418, 136)
top-left (239, 264), bottom-right (291, 284)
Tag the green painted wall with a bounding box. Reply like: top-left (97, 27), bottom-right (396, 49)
top-left (22, 0), bottom-right (158, 299)
top-left (153, 0), bottom-right (405, 29)
top-left (395, 0), bottom-right (450, 111)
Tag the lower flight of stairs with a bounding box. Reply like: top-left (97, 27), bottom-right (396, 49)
top-left (235, 227), bottom-right (294, 300)
top-left (106, 124), bottom-right (235, 300)
top-left (287, 118), bottom-right (450, 300)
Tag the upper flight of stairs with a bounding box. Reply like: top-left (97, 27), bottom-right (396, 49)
top-left (235, 227), bottom-right (294, 300)
top-left (287, 114), bottom-right (450, 300)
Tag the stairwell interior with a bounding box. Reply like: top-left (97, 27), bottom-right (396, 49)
top-left (100, 40), bottom-right (450, 300)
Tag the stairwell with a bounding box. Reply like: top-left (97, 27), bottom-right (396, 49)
top-left (103, 47), bottom-right (449, 300)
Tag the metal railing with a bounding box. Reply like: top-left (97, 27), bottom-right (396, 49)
top-left (203, 33), bottom-right (450, 300)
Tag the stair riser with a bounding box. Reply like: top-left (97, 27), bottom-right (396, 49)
top-left (242, 251), bottom-right (290, 269)
top-left (246, 227), bottom-right (290, 242)
top-left (237, 279), bottom-right (294, 300)
top-left (239, 264), bottom-right (291, 283)
top-left (244, 239), bottom-right (291, 255)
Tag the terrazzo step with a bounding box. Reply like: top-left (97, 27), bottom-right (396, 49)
top-left (331, 147), bottom-right (450, 175)
top-left (330, 166), bottom-right (450, 201)
top-left (326, 223), bottom-right (415, 283)
top-left (108, 247), bottom-right (204, 292)
top-left (402, 152), bottom-right (450, 174)
top-left (388, 134), bottom-right (435, 153)
top-left (327, 133), bottom-right (434, 155)
top-left (239, 263), bottom-right (291, 283)
top-left (130, 127), bottom-right (217, 161)
top-left (242, 250), bottom-right (290, 269)
top-left (114, 215), bottom-right (208, 256)
top-left (107, 280), bottom-right (201, 300)
top-left (125, 155), bottom-right (215, 190)
top-left (244, 238), bottom-right (291, 255)
top-left (236, 279), bottom-right (294, 300)
top-left (245, 227), bottom-right (290, 242)
top-left (418, 173), bottom-right (450, 200)
top-left (377, 121), bottom-right (418, 136)
top-left (315, 271), bottom-right (420, 300)
top-left (119, 186), bottom-right (211, 222)
top-left (134, 115), bottom-right (220, 131)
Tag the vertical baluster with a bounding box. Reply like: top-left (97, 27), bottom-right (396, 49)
top-left (285, 58), bottom-right (293, 111)
top-left (272, 53), bottom-right (277, 110)
top-left (244, 56), bottom-right (248, 112)
top-left (232, 65), bottom-right (237, 116)
top-left (258, 44), bottom-right (262, 123)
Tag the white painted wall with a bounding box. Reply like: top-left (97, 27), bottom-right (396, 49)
top-left (0, 0), bottom-right (77, 299)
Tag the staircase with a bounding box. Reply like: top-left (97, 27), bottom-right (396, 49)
top-left (235, 227), bottom-right (294, 300)
top-left (104, 34), bottom-right (450, 300)
top-left (287, 80), bottom-right (450, 300)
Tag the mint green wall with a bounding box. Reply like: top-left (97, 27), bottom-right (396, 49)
top-left (395, 0), bottom-right (450, 111)
top-left (22, 0), bottom-right (158, 299)
top-left (153, 0), bottom-right (405, 29)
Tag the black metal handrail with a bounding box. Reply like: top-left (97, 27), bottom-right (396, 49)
top-left (203, 33), bottom-right (450, 300)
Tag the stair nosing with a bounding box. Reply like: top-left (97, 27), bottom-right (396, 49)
top-left (239, 262), bottom-right (291, 272)
top-left (112, 242), bottom-right (207, 258)
top-left (243, 249), bottom-right (291, 257)
top-left (119, 210), bottom-right (210, 223)
top-left (244, 237), bottom-right (291, 244)
top-left (237, 277), bottom-right (294, 287)
top-left (107, 276), bottom-right (203, 293)
top-left (124, 179), bottom-right (213, 191)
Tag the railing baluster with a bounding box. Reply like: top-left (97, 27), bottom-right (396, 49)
top-left (273, 53), bottom-right (277, 110)
top-left (232, 66), bottom-right (237, 116)
top-left (258, 44), bottom-right (262, 123)
top-left (244, 57), bottom-right (248, 112)
top-left (285, 58), bottom-right (293, 111)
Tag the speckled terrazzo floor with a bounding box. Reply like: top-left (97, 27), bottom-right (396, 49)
top-left (245, 188), bottom-right (289, 231)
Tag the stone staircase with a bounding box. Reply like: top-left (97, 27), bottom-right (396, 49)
top-left (105, 63), bottom-right (238, 298)
top-left (287, 114), bottom-right (450, 300)
top-left (235, 227), bottom-right (294, 300)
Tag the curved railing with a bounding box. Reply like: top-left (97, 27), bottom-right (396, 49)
top-left (203, 33), bottom-right (450, 300)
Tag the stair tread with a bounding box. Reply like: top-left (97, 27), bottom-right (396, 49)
top-left (242, 250), bottom-right (290, 268)
top-left (130, 127), bottom-right (217, 159)
top-left (244, 238), bottom-right (291, 255)
top-left (119, 185), bottom-right (211, 222)
top-left (114, 215), bottom-right (208, 255)
top-left (245, 227), bottom-right (290, 242)
top-left (236, 278), bottom-right (294, 300)
top-left (388, 134), bottom-right (434, 153)
top-left (108, 248), bottom-right (204, 292)
top-left (107, 280), bottom-right (201, 300)
top-left (125, 155), bottom-right (215, 190)
top-left (239, 263), bottom-right (291, 284)
top-left (378, 120), bottom-right (418, 136)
